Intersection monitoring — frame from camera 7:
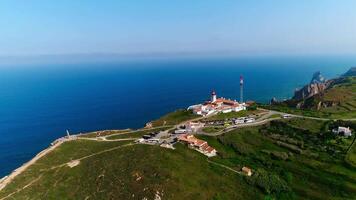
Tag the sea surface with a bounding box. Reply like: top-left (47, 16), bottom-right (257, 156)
top-left (0, 55), bottom-right (355, 177)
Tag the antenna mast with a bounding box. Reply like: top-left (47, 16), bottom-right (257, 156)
top-left (240, 75), bottom-right (244, 103)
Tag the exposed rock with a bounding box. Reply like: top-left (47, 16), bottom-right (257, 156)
top-left (293, 71), bottom-right (332, 101)
top-left (310, 71), bottom-right (326, 84)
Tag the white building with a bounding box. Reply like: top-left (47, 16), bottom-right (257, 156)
top-left (333, 127), bottom-right (352, 137)
top-left (185, 121), bottom-right (204, 133)
top-left (188, 91), bottom-right (246, 116)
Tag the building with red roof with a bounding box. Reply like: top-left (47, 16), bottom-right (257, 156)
top-left (188, 91), bottom-right (246, 116)
top-left (178, 134), bottom-right (217, 157)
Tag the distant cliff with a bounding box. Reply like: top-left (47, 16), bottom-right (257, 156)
top-left (293, 71), bottom-right (330, 101)
top-left (276, 68), bottom-right (356, 112)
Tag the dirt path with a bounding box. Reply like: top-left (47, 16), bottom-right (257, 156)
top-left (83, 126), bottom-right (172, 140)
top-left (78, 137), bottom-right (138, 142)
top-left (206, 159), bottom-right (242, 175)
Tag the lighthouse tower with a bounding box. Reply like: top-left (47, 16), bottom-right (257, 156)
top-left (211, 90), bottom-right (217, 102)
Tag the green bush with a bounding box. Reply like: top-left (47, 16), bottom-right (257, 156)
top-left (246, 169), bottom-right (290, 194)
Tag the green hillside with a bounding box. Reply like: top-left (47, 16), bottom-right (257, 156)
top-left (1, 118), bottom-right (355, 200)
top-left (265, 77), bottom-right (356, 119)
top-left (0, 140), bottom-right (261, 200)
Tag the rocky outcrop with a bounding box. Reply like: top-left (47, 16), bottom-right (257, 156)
top-left (293, 81), bottom-right (332, 101)
top-left (293, 71), bottom-right (331, 101)
top-left (310, 71), bottom-right (326, 84)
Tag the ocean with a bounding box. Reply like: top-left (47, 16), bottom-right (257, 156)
top-left (0, 55), bottom-right (354, 177)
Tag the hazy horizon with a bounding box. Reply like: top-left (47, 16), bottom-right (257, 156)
top-left (1, 1), bottom-right (356, 58)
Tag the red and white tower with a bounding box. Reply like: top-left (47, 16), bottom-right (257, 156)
top-left (240, 75), bottom-right (244, 103)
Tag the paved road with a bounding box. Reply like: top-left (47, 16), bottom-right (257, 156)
top-left (259, 108), bottom-right (356, 121)
top-left (198, 109), bottom-right (356, 136)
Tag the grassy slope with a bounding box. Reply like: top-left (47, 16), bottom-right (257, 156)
top-left (197, 120), bottom-right (356, 200)
top-left (264, 77), bottom-right (356, 119)
top-left (150, 109), bottom-right (199, 127)
top-left (202, 126), bottom-right (224, 133)
top-left (346, 137), bottom-right (356, 167)
top-left (314, 77), bottom-right (356, 118)
top-left (1, 118), bottom-right (355, 199)
top-left (106, 127), bottom-right (171, 140)
top-left (79, 129), bottom-right (131, 138)
top-left (0, 141), bottom-right (261, 200)
top-left (281, 118), bottom-right (326, 133)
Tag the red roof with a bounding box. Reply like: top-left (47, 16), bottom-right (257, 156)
top-left (178, 134), bottom-right (216, 154)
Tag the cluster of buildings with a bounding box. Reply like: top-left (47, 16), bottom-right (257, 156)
top-left (178, 134), bottom-right (217, 157)
top-left (174, 121), bottom-right (205, 134)
top-left (188, 91), bottom-right (246, 116)
top-left (234, 117), bottom-right (255, 125)
top-left (333, 126), bottom-right (352, 137)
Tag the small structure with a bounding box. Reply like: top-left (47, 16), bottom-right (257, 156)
top-left (282, 114), bottom-right (292, 119)
top-left (178, 134), bottom-right (217, 157)
top-left (145, 122), bottom-right (153, 128)
top-left (174, 129), bottom-right (187, 134)
top-left (333, 127), bottom-right (352, 137)
top-left (185, 121), bottom-right (204, 133)
top-left (242, 166), bottom-right (252, 176)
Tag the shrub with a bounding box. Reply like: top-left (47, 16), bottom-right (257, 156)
top-left (246, 169), bottom-right (290, 194)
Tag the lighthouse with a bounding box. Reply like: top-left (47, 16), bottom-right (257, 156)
top-left (211, 90), bottom-right (217, 102)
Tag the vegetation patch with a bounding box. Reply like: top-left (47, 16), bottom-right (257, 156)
top-left (106, 127), bottom-right (171, 140)
top-left (202, 126), bottom-right (224, 133)
top-left (150, 109), bottom-right (199, 127)
top-left (79, 129), bottom-right (131, 138)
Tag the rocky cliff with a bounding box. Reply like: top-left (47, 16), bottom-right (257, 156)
top-left (293, 72), bottom-right (330, 101)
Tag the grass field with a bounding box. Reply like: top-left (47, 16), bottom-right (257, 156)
top-left (106, 126), bottom-right (171, 140)
top-left (281, 118), bottom-right (327, 133)
top-left (1, 119), bottom-right (355, 199)
top-left (346, 137), bottom-right (356, 167)
top-left (79, 129), bottom-right (131, 138)
top-left (197, 120), bottom-right (356, 200)
top-left (150, 109), bottom-right (199, 127)
top-left (0, 141), bottom-right (262, 200)
top-left (202, 126), bottom-right (224, 133)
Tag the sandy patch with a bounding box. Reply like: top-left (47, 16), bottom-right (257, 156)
top-left (67, 160), bottom-right (80, 168)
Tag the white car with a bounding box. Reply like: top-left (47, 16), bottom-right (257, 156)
top-left (282, 114), bottom-right (292, 119)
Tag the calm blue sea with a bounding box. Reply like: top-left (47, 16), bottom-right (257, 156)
top-left (0, 55), bottom-right (355, 177)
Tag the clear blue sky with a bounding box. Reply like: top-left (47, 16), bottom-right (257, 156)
top-left (1, 0), bottom-right (356, 56)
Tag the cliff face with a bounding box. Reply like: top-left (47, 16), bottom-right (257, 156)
top-left (293, 72), bottom-right (330, 101)
top-left (293, 81), bottom-right (332, 101)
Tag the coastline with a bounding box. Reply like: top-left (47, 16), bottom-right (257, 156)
top-left (0, 126), bottom-right (159, 191)
top-left (0, 136), bottom-right (77, 191)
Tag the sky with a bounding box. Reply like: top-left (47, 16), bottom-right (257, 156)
top-left (0, 0), bottom-right (356, 57)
